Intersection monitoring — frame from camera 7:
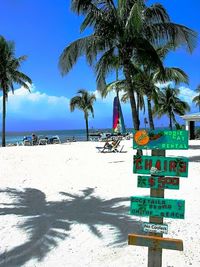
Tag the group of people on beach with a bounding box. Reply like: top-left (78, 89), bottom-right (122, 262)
top-left (23, 133), bottom-right (58, 146)
top-left (23, 133), bottom-right (39, 145)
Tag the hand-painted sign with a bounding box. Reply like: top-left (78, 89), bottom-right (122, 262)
top-left (133, 155), bottom-right (188, 177)
top-left (133, 130), bottom-right (188, 150)
top-left (130, 196), bottom-right (185, 219)
top-left (128, 234), bottom-right (183, 251)
top-left (142, 222), bottom-right (168, 234)
top-left (137, 176), bottom-right (180, 190)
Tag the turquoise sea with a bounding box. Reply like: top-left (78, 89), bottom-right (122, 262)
top-left (1, 126), bottom-right (191, 145)
top-left (1, 128), bottom-right (131, 145)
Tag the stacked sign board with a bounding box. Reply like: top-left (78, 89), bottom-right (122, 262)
top-left (128, 130), bottom-right (189, 256)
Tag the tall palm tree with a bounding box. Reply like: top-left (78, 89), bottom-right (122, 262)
top-left (70, 89), bottom-right (96, 141)
top-left (192, 85), bottom-right (200, 112)
top-left (59, 0), bottom-right (196, 130)
top-left (97, 53), bottom-right (189, 130)
top-left (153, 86), bottom-right (190, 130)
top-left (0, 36), bottom-right (32, 147)
top-left (132, 65), bottom-right (189, 130)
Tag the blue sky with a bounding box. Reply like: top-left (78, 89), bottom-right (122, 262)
top-left (0, 0), bottom-right (200, 131)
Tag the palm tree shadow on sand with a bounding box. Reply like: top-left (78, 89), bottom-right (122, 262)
top-left (0, 187), bottom-right (142, 267)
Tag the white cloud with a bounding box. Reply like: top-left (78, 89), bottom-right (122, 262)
top-left (155, 83), bottom-right (197, 106)
top-left (0, 84), bottom-right (132, 130)
top-left (178, 86), bottom-right (197, 104)
top-left (155, 81), bottom-right (174, 89)
top-left (0, 84), bottom-right (71, 120)
top-left (92, 89), bottom-right (116, 104)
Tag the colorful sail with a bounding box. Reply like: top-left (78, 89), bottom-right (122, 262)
top-left (113, 96), bottom-right (126, 134)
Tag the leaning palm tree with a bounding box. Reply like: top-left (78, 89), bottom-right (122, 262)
top-left (0, 36), bottom-right (32, 147)
top-left (192, 85), bottom-right (200, 112)
top-left (59, 0), bottom-right (196, 130)
top-left (70, 90), bottom-right (96, 141)
top-left (153, 86), bottom-right (190, 130)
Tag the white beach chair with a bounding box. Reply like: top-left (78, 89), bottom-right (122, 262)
top-left (38, 138), bottom-right (48, 145)
top-left (50, 135), bottom-right (61, 144)
top-left (23, 140), bottom-right (32, 146)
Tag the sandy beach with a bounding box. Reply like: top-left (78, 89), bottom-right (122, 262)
top-left (0, 139), bottom-right (200, 267)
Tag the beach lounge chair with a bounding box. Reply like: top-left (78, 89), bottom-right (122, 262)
top-left (38, 138), bottom-right (48, 145)
top-left (22, 136), bottom-right (32, 146)
top-left (49, 135), bottom-right (61, 144)
top-left (97, 139), bottom-right (121, 153)
top-left (23, 140), bottom-right (32, 146)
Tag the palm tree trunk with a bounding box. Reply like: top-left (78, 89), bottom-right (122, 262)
top-left (147, 96), bottom-right (155, 130)
top-left (123, 65), bottom-right (140, 130)
top-left (136, 92), bottom-right (140, 115)
top-left (199, 96), bottom-right (200, 112)
top-left (85, 115), bottom-right (89, 141)
top-left (136, 93), bottom-right (141, 129)
top-left (169, 114), bottom-right (173, 130)
top-left (2, 91), bottom-right (6, 147)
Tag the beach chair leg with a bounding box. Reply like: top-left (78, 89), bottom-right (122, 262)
top-left (120, 145), bottom-right (124, 153)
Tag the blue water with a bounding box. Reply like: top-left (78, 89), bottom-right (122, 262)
top-left (1, 128), bottom-right (129, 145)
top-left (1, 126), bottom-right (187, 145)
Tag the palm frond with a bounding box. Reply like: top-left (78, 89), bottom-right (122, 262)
top-left (12, 71), bottom-right (32, 85)
top-left (156, 42), bottom-right (177, 60)
top-left (192, 95), bottom-right (200, 104)
top-left (144, 4), bottom-right (170, 24)
top-left (59, 35), bottom-right (107, 75)
top-left (145, 23), bottom-right (197, 53)
top-left (121, 92), bottom-right (129, 103)
top-left (133, 38), bottom-right (164, 72)
top-left (71, 0), bottom-right (94, 15)
top-left (195, 85), bottom-right (200, 93)
top-left (125, 1), bottom-right (143, 35)
top-left (70, 90), bottom-right (96, 114)
top-left (154, 67), bottom-right (189, 85)
top-left (101, 79), bottom-right (126, 98)
top-left (70, 96), bottom-right (82, 112)
top-left (95, 47), bottom-right (118, 92)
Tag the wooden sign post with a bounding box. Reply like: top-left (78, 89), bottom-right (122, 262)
top-left (148, 149), bottom-right (164, 267)
top-left (129, 130), bottom-right (189, 267)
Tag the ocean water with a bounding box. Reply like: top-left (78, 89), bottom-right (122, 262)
top-left (0, 128), bottom-right (121, 145)
top-left (1, 126), bottom-right (189, 145)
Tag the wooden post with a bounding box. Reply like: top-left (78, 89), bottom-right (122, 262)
top-left (148, 149), bottom-right (165, 267)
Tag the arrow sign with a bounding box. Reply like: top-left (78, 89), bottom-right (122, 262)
top-left (128, 234), bottom-right (183, 251)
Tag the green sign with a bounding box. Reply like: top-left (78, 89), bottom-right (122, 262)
top-left (133, 130), bottom-right (188, 150)
top-left (137, 176), bottom-right (180, 190)
top-left (133, 155), bottom-right (188, 177)
top-left (130, 196), bottom-right (185, 219)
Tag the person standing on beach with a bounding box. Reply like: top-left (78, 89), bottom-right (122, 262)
top-left (32, 133), bottom-right (38, 145)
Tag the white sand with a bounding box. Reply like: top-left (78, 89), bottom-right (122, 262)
top-left (0, 140), bottom-right (199, 267)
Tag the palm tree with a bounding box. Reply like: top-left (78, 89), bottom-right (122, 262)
top-left (59, 0), bottom-right (196, 130)
top-left (132, 64), bottom-right (189, 130)
top-left (153, 86), bottom-right (190, 130)
top-left (192, 85), bottom-right (200, 112)
top-left (70, 89), bottom-right (96, 141)
top-left (0, 36), bottom-right (32, 147)
top-left (98, 52), bottom-right (189, 130)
